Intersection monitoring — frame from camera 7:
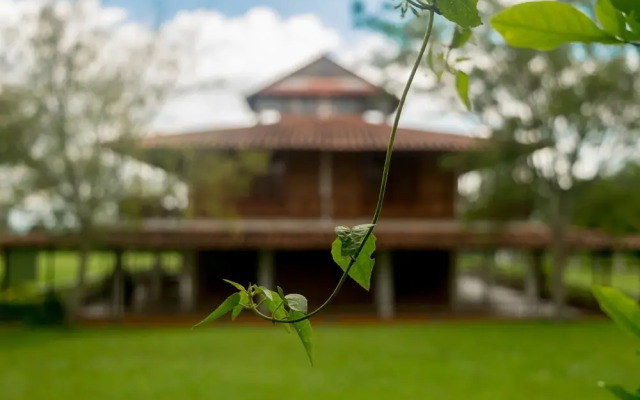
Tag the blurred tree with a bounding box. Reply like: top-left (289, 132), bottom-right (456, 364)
top-left (0, 1), bottom-right (176, 318)
top-left (573, 163), bottom-right (640, 236)
top-left (0, 1), bottom-right (271, 319)
top-left (354, 0), bottom-right (640, 317)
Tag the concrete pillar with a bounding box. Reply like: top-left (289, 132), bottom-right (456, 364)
top-left (179, 251), bottom-right (197, 312)
top-left (375, 251), bottom-right (395, 319)
top-left (319, 152), bottom-right (333, 220)
top-left (112, 249), bottom-right (125, 320)
top-left (525, 250), bottom-right (543, 314)
top-left (257, 250), bottom-right (275, 289)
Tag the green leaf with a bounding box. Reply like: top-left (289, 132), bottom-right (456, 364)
top-left (259, 286), bottom-right (273, 301)
top-left (285, 294), bottom-right (308, 313)
top-left (333, 224), bottom-right (375, 258)
top-left (290, 310), bottom-right (313, 365)
top-left (193, 292), bottom-right (240, 328)
top-left (262, 290), bottom-right (290, 333)
top-left (592, 285), bottom-right (640, 339)
top-left (331, 234), bottom-right (376, 291)
top-left (455, 71), bottom-right (471, 110)
top-left (596, 0), bottom-right (626, 37)
top-left (451, 26), bottom-right (473, 49)
top-left (231, 291), bottom-right (249, 321)
top-left (351, 223), bottom-right (375, 238)
top-left (601, 383), bottom-right (640, 400)
top-left (223, 279), bottom-right (245, 292)
top-left (610, 0), bottom-right (640, 17)
top-left (439, 0), bottom-right (482, 28)
top-left (491, 1), bottom-right (619, 50)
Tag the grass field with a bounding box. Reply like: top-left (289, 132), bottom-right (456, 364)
top-left (0, 321), bottom-right (637, 400)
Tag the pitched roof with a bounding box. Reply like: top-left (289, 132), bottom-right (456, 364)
top-left (141, 116), bottom-right (480, 152)
top-left (247, 54), bottom-right (389, 99)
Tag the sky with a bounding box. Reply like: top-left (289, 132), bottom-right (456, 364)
top-left (0, 0), bottom-right (478, 135)
top-left (102, 0), bottom-right (385, 42)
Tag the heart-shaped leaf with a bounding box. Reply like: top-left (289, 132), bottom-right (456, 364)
top-left (331, 234), bottom-right (376, 291)
top-left (285, 294), bottom-right (308, 313)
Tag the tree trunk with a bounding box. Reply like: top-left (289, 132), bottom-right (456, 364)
top-left (67, 243), bottom-right (90, 322)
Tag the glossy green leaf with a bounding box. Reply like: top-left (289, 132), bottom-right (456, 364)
top-left (331, 234), bottom-right (376, 291)
top-left (455, 71), bottom-right (471, 110)
top-left (285, 294), bottom-right (308, 313)
top-left (439, 0), bottom-right (482, 28)
top-left (611, 0), bottom-right (640, 17)
top-left (592, 285), bottom-right (640, 339)
top-left (451, 26), bottom-right (473, 49)
top-left (290, 310), bottom-right (313, 365)
top-left (193, 292), bottom-right (240, 328)
top-left (491, 2), bottom-right (619, 50)
top-left (597, 0), bottom-right (626, 37)
top-left (223, 279), bottom-right (245, 292)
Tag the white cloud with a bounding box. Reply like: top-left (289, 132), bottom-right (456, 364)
top-left (151, 7), bottom-right (482, 135)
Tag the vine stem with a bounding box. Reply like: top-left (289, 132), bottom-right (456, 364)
top-left (252, 7), bottom-right (436, 324)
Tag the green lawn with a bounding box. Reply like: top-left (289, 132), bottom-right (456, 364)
top-left (0, 321), bottom-right (637, 400)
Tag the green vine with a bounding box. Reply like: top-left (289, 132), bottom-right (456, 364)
top-left (194, 3), bottom-right (447, 365)
top-left (195, 0), bottom-right (639, 366)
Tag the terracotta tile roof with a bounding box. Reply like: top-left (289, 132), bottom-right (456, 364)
top-left (141, 116), bottom-right (481, 152)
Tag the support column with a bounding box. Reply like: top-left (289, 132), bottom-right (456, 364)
top-left (319, 152), bottom-right (333, 220)
top-left (375, 251), bottom-right (395, 319)
top-left (525, 250), bottom-right (543, 314)
top-left (111, 249), bottom-right (125, 320)
top-left (257, 250), bottom-right (275, 313)
top-left (257, 250), bottom-right (275, 289)
top-left (179, 251), bottom-right (197, 312)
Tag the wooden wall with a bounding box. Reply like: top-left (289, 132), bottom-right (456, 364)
top-left (191, 150), bottom-right (456, 220)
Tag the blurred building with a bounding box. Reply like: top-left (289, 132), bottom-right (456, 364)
top-left (1, 55), bottom-right (625, 320)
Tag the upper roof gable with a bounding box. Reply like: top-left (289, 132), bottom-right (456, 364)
top-left (246, 54), bottom-right (396, 101)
